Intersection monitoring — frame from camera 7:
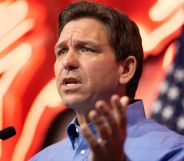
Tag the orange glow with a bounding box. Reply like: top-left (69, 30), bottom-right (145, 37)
top-left (140, 3), bottom-right (184, 53)
top-left (0, 1), bottom-right (29, 38)
top-left (0, 1), bottom-right (34, 55)
top-left (0, 0), bottom-right (183, 161)
top-left (0, 1), bottom-right (11, 11)
top-left (0, 19), bottom-right (34, 53)
top-left (162, 43), bottom-right (176, 69)
top-left (0, 43), bottom-right (32, 158)
top-left (11, 79), bottom-right (62, 161)
top-left (149, 0), bottom-right (184, 21)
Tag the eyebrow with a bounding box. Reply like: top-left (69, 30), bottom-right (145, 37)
top-left (55, 39), bottom-right (101, 53)
top-left (75, 40), bottom-right (99, 48)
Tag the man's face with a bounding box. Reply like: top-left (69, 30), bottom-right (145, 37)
top-left (54, 18), bottom-right (123, 114)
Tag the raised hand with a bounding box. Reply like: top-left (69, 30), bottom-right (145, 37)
top-left (80, 95), bottom-right (129, 161)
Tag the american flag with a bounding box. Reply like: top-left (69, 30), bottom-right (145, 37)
top-left (152, 28), bottom-right (184, 135)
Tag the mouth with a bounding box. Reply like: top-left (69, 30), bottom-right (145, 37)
top-left (62, 77), bottom-right (81, 87)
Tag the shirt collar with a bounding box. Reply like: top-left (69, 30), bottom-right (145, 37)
top-left (127, 99), bottom-right (146, 126)
top-left (67, 100), bottom-right (146, 148)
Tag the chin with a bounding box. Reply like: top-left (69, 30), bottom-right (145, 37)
top-left (62, 96), bottom-right (93, 113)
top-left (62, 96), bottom-right (84, 107)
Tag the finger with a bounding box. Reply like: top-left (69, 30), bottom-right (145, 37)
top-left (80, 123), bottom-right (102, 154)
top-left (95, 100), bottom-right (119, 138)
top-left (111, 95), bottom-right (129, 129)
top-left (89, 109), bottom-right (111, 141)
top-left (119, 96), bottom-right (129, 129)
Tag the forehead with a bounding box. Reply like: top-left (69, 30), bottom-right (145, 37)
top-left (56, 18), bottom-right (110, 46)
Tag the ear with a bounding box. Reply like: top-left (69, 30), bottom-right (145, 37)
top-left (119, 56), bottom-right (137, 85)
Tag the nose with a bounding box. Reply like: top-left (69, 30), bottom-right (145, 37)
top-left (62, 50), bottom-right (79, 70)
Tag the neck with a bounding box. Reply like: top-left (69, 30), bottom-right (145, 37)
top-left (76, 112), bottom-right (90, 126)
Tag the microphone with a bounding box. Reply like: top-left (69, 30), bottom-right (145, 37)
top-left (0, 126), bottom-right (16, 140)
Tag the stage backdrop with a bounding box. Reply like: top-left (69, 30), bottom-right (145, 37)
top-left (0, 0), bottom-right (183, 161)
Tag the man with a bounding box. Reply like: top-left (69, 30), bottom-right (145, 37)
top-left (30, 1), bottom-right (184, 161)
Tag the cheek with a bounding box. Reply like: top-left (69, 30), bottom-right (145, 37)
top-left (54, 60), bottom-right (63, 88)
top-left (54, 60), bottom-right (61, 77)
top-left (85, 61), bottom-right (120, 86)
top-left (54, 62), bottom-right (57, 76)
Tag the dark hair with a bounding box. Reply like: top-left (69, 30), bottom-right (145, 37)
top-left (58, 1), bottom-right (144, 99)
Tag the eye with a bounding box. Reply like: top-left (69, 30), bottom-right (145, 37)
top-left (80, 47), bottom-right (96, 53)
top-left (57, 48), bottom-right (68, 56)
